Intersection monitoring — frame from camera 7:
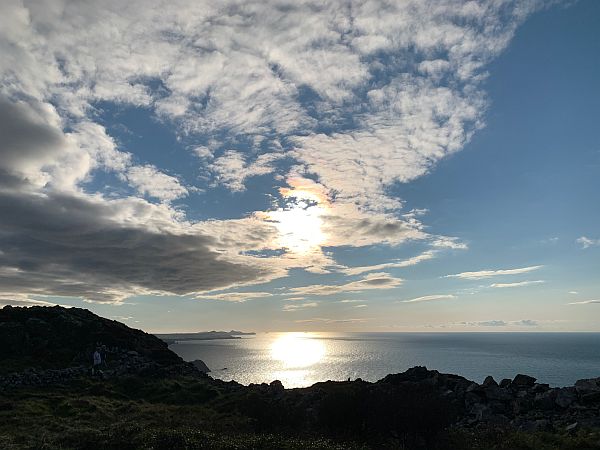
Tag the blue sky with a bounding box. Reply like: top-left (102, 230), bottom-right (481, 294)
top-left (0, 0), bottom-right (598, 332)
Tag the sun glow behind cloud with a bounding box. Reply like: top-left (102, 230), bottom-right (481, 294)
top-left (260, 184), bottom-right (330, 254)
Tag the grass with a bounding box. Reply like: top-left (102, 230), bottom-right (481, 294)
top-left (1, 376), bottom-right (599, 449)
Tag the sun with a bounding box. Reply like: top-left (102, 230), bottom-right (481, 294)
top-left (267, 200), bottom-right (326, 254)
top-left (271, 333), bottom-right (325, 368)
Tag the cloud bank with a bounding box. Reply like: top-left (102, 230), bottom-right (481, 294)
top-left (0, 0), bottom-right (546, 304)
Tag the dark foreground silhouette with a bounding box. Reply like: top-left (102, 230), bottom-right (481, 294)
top-left (1, 305), bottom-right (599, 449)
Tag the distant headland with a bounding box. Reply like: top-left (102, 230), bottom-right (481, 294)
top-left (155, 330), bottom-right (256, 345)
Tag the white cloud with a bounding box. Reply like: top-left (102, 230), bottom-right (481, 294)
top-left (461, 319), bottom-right (538, 327)
top-left (288, 272), bottom-right (403, 297)
top-left (577, 236), bottom-right (600, 249)
top-left (568, 299), bottom-right (600, 305)
top-left (446, 265), bottom-right (543, 280)
top-left (342, 250), bottom-right (437, 276)
top-left (195, 292), bottom-right (273, 303)
top-left (294, 317), bottom-right (369, 324)
top-left (0, 0), bottom-right (550, 304)
top-left (124, 165), bottom-right (188, 202)
top-left (490, 280), bottom-right (545, 288)
top-left (283, 302), bottom-right (319, 312)
top-left (400, 294), bottom-right (455, 303)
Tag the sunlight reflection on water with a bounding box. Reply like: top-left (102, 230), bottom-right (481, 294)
top-left (169, 332), bottom-right (600, 389)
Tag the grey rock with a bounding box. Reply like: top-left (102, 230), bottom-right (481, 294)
top-left (482, 376), bottom-right (498, 387)
top-left (484, 385), bottom-right (513, 402)
top-left (512, 374), bottom-right (536, 387)
top-left (190, 359), bottom-right (211, 373)
top-left (555, 387), bottom-right (577, 408)
top-left (534, 389), bottom-right (557, 410)
top-left (575, 378), bottom-right (600, 395)
top-left (499, 378), bottom-right (512, 388)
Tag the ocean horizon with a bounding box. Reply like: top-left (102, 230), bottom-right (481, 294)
top-left (168, 331), bottom-right (600, 389)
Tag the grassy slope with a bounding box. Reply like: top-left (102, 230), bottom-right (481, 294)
top-left (1, 376), bottom-right (599, 450)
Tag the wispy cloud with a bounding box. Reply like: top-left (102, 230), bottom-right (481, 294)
top-left (568, 299), bottom-right (600, 305)
top-left (295, 318), bottom-right (369, 324)
top-left (195, 292), bottom-right (273, 303)
top-left (490, 280), bottom-right (545, 288)
top-left (446, 265), bottom-right (543, 280)
top-left (342, 250), bottom-right (437, 276)
top-left (288, 272), bottom-right (403, 297)
top-left (576, 236), bottom-right (600, 249)
top-left (461, 319), bottom-right (538, 327)
top-left (283, 302), bottom-right (319, 312)
top-left (400, 294), bottom-right (455, 303)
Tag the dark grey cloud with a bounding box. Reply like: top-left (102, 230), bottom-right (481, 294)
top-left (0, 96), bottom-right (66, 178)
top-left (0, 188), bottom-right (270, 302)
top-left (0, 96), bottom-right (273, 303)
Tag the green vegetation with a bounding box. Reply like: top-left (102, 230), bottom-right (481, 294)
top-left (2, 375), bottom-right (599, 449)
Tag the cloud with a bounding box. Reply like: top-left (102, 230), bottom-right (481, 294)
top-left (568, 299), bottom-right (600, 305)
top-left (195, 292), bottom-right (273, 303)
top-left (576, 236), bottom-right (600, 249)
top-left (400, 294), bottom-right (455, 303)
top-left (0, 0), bottom-right (548, 304)
top-left (342, 250), bottom-right (437, 276)
top-left (211, 151), bottom-right (284, 192)
top-left (123, 165), bottom-right (189, 202)
top-left (0, 182), bottom-right (278, 303)
top-left (288, 272), bottom-right (403, 297)
top-left (461, 319), bottom-right (538, 327)
top-left (283, 302), bottom-right (319, 312)
top-left (490, 280), bottom-right (545, 288)
top-left (294, 317), bottom-right (369, 324)
top-left (446, 265), bottom-right (543, 280)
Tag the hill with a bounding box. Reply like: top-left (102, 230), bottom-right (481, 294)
top-left (0, 305), bottom-right (188, 376)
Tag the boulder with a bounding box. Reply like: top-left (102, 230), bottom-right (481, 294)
top-left (482, 376), bottom-right (498, 387)
top-left (555, 388), bottom-right (577, 408)
top-left (191, 359), bottom-right (211, 373)
top-left (512, 374), bottom-right (536, 388)
top-left (534, 389), bottom-right (557, 410)
top-left (575, 378), bottom-right (600, 395)
top-left (499, 378), bottom-right (512, 388)
top-left (484, 385), bottom-right (513, 402)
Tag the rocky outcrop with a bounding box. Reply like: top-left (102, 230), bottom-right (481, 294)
top-left (375, 367), bottom-right (600, 431)
top-left (0, 305), bottom-right (207, 389)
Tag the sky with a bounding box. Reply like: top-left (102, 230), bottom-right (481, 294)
top-left (0, 0), bottom-right (598, 332)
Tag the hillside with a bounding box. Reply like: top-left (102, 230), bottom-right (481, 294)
top-left (0, 305), bottom-right (184, 375)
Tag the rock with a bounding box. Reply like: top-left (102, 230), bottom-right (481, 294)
top-left (470, 403), bottom-right (493, 422)
top-left (555, 388), bottom-right (577, 408)
top-left (534, 389), bottom-right (557, 410)
top-left (484, 385), bottom-right (513, 402)
top-left (565, 422), bottom-right (578, 433)
top-left (482, 376), bottom-right (498, 387)
top-left (499, 378), bottom-right (512, 388)
top-left (512, 374), bottom-right (536, 387)
top-left (575, 378), bottom-right (600, 395)
top-left (270, 380), bottom-right (285, 393)
top-left (532, 383), bottom-right (550, 393)
top-left (580, 391), bottom-right (600, 404)
top-left (191, 359), bottom-right (210, 373)
top-left (520, 419), bottom-right (551, 432)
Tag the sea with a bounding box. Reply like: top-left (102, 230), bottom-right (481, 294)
top-left (168, 332), bottom-right (600, 389)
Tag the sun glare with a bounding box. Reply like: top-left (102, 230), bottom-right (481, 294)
top-left (266, 195), bottom-right (327, 254)
top-left (271, 333), bottom-right (326, 368)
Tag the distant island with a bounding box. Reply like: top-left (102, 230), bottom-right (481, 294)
top-left (155, 330), bottom-right (256, 344)
top-left (1, 305), bottom-right (599, 450)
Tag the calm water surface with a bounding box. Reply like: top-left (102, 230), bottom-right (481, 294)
top-left (169, 332), bottom-right (600, 388)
